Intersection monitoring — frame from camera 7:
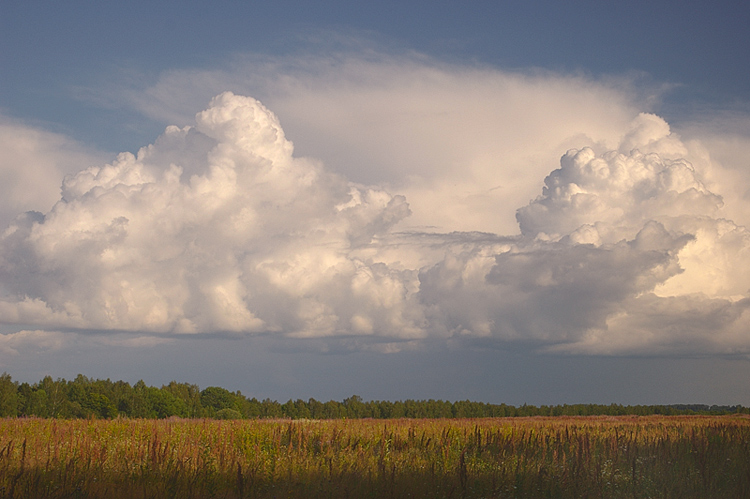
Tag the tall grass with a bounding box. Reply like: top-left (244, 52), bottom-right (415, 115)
top-left (1, 415), bottom-right (748, 498)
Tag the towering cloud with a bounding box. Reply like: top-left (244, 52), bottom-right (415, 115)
top-left (417, 113), bottom-right (750, 355)
top-left (0, 93), bottom-right (417, 339)
top-left (1, 94), bottom-right (749, 357)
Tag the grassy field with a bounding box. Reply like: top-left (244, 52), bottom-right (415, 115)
top-left (0, 415), bottom-right (749, 498)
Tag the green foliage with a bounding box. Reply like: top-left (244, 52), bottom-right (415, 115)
top-left (215, 408), bottom-right (242, 419)
top-left (85, 393), bottom-right (118, 419)
top-left (0, 372), bottom-right (748, 420)
top-left (200, 386), bottom-right (237, 414)
top-left (0, 372), bottom-right (18, 417)
top-left (162, 381), bottom-right (202, 417)
top-left (23, 387), bottom-right (49, 417)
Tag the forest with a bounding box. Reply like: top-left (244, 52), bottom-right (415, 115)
top-left (0, 372), bottom-right (746, 420)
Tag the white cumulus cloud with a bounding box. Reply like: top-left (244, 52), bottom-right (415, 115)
top-left (415, 112), bottom-right (750, 355)
top-left (1, 87), bottom-right (750, 357)
top-left (0, 93), bottom-right (418, 339)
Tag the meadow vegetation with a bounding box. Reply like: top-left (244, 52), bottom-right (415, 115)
top-left (1, 415), bottom-right (749, 498)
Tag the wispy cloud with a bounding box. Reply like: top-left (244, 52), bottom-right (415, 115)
top-left (0, 117), bottom-right (109, 231)
top-left (0, 329), bottom-right (66, 357)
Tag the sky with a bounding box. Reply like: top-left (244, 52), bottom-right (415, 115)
top-left (2, 1), bottom-right (750, 406)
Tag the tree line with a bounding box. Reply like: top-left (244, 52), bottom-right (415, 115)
top-left (0, 373), bottom-right (746, 419)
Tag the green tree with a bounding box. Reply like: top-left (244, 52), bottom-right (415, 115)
top-left (0, 373), bottom-right (18, 417)
top-left (308, 398), bottom-right (325, 419)
top-left (260, 398), bottom-right (283, 418)
top-left (162, 381), bottom-right (201, 417)
top-left (237, 397), bottom-right (263, 418)
top-left (129, 380), bottom-right (155, 418)
top-left (343, 395), bottom-right (365, 418)
top-left (68, 374), bottom-right (121, 418)
top-left (25, 389), bottom-right (49, 417)
top-left (200, 386), bottom-right (236, 416)
top-left (148, 387), bottom-right (186, 418)
top-left (216, 408), bottom-right (242, 419)
top-left (39, 376), bottom-right (70, 417)
top-left (17, 382), bottom-right (32, 416)
top-left (281, 399), bottom-right (298, 418)
top-left (84, 393), bottom-right (118, 419)
top-left (67, 374), bottom-right (92, 418)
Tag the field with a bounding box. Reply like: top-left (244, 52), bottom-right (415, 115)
top-left (1, 416), bottom-right (749, 498)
